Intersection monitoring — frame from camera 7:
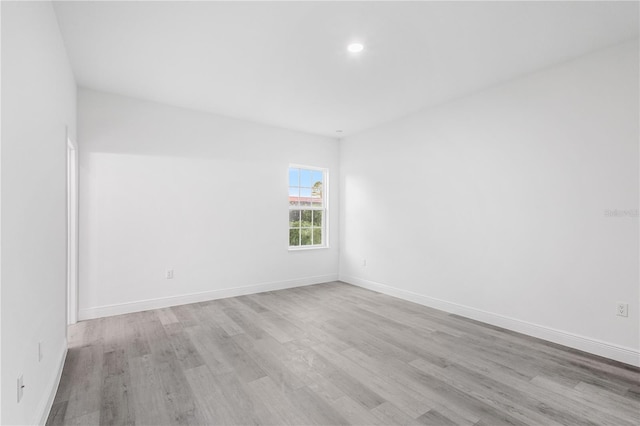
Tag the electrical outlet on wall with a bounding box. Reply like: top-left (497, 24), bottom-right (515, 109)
top-left (166, 269), bottom-right (174, 279)
top-left (362, 259), bottom-right (367, 267)
top-left (616, 302), bottom-right (628, 317)
top-left (38, 342), bottom-right (43, 362)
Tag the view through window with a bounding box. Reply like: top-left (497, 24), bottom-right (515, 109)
top-left (289, 166), bottom-right (326, 248)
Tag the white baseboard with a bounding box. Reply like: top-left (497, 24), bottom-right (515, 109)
top-left (79, 274), bottom-right (339, 320)
top-left (36, 340), bottom-right (68, 426)
top-left (340, 275), bottom-right (640, 368)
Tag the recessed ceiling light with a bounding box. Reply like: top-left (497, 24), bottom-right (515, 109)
top-left (347, 43), bottom-right (364, 53)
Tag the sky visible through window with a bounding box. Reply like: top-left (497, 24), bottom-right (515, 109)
top-left (289, 168), bottom-right (323, 196)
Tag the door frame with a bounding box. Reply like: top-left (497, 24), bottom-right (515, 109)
top-left (67, 132), bottom-right (78, 325)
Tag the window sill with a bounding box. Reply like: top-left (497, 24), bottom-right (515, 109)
top-left (288, 245), bottom-right (330, 252)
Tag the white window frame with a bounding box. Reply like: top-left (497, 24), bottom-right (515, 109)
top-left (288, 164), bottom-right (329, 250)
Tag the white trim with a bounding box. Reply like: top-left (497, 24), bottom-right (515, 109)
top-left (289, 163), bottom-right (327, 172)
top-left (79, 274), bottom-right (338, 320)
top-left (36, 341), bottom-right (67, 426)
top-left (288, 245), bottom-right (331, 251)
top-left (66, 135), bottom-right (79, 325)
top-left (340, 275), bottom-right (640, 367)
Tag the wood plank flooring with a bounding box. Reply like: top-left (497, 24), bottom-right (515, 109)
top-left (47, 282), bottom-right (640, 425)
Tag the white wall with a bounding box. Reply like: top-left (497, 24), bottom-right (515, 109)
top-left (1, 1), bottom-right (77, 424)
top-left (340, 40), bottom-right (639, 366)
top-left (78, 89), bottom-right (339, 319)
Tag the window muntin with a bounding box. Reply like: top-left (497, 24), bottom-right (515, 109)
top-left (289, 166), bottom-right (326, 248)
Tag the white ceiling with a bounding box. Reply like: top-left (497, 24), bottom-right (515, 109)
top-left (53, 1), bottom-right (639, 138)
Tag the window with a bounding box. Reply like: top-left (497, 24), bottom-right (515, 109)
top-left (289, 166), bottom-right (327, 248)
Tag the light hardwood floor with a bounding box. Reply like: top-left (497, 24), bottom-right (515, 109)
top-left (47, 282), bottom-right (640, 425)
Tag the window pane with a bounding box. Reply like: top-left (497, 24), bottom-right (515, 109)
top-left (311, 170), bottom-right (323, 187)
top-left (300, 169), bottom-right (312, 187)
top-left (301, 228), bottom-right (312, 246)
top-left (289, 210), bottom-right (301, 227)
top-left (288, 168), bottom-right (299, 187)
top-left (313, 228), bottom-right (322, 245)
top-left (300, 187), bottom-right (312, 197)
top-left (312, 210), bottom-right (322, 227)
top-left (311, 181), bottom-right (322, 201)
top-left (299, 187), bottom-right (311, 206)
top-left (301, 210), bottom-right (312, 226)
top-left (311, 195), bottom-right (322, 204)
top-left (289, 187), bottom-right (299, 206)
top-left (289, 228), bottom-right (300, 246)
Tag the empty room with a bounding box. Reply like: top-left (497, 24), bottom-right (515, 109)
top-left (1, 0), bottom-right (639, 425)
